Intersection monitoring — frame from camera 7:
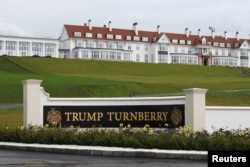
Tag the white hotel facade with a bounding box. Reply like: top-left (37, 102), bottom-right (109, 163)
top-left (1, 19), bottom-right (250, 67)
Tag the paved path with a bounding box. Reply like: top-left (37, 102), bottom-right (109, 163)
top-left (0, 104), bottom-right (22, 109)
top-left (0, 149), bottom-right (207, 167)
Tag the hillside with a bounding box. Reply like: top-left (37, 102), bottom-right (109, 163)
top-left (1, 56), bottom-right (250, 105)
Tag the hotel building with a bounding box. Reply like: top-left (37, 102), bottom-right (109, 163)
top-left (1, 19), bottom-right (250, 67)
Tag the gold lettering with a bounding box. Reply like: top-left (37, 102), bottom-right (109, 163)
top-left (162, 112), bottom-right (168, 121)
top-left (123, 112), bottom-right (129, 121)
top-left (65, 112), bottom-right (71, 121)
top-left (130, 112), bottom-right (137, 121)
top-left (150, 112), bottom-right (156, 121)
top-left (72, 112), bottom-right (79, 121)
top-left (107, 112), bottom-right (114, 121)
top-left (138, 112), bottom-right (144, 121)
top-left (78, 112), bottom-right (86, 121)
top-left (97, 112), bottom-right (103, 121)
top-left (115, 112), bottom-right (122, 121)
top-left (144, 112), bottom-right (149, 121)
top-left (157, 112), bottom-right (162, 121)
top-left (87, 112), bottom-right (96, 121)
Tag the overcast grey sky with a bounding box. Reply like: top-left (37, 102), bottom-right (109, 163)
top-left (1, 0), bottom-right (250, 39)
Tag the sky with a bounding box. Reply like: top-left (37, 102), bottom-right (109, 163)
top-left (1, 0), bottom-right (250, 39)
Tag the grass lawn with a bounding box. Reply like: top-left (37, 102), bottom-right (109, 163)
top-left (0, 56), bottom-right (249, 105)
top-left (0, 56), bottom-right (250, 127)
top-left (0, 107), bottom-right (22, 127)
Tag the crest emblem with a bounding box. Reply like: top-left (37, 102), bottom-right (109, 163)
top-left (47, 108), bottom-right (62, 127)
top-left (171, 107), bottom-right (183, 126)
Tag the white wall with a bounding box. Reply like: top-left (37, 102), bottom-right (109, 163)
top-left (206, 106), bottom-right (250, 132)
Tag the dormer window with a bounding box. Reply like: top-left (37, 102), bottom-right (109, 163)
top-left (134, 36), bottom-right (140, 41)
top-left (126, 36), bottom-right (131, 40)
top-left (86, 33), bottom-right (92, 38)
top-left (201, 37), bottom-right (206, 45)
top-left (74, 32), bottom-right (81, 37)
top-left (179, 40), bottom-right (185, 44)
top-left (107, 34), bottom-right (113, 39)
top-left (97, 34), bottom-right (102, 38)
top-left (142, 37), bottom-right (148, 42)
top-left (115, 35), bottom-right (122, 40)
top-left (172, 39), bottom-right (178, 44)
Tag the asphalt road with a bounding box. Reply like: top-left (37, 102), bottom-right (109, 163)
top-left (0, 149), bottom-right (207, 167)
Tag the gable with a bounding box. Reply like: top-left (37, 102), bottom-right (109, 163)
top-left (59, 26), bottom-right (69, 40)
top-left (157, 34), bottom-right (170, 43)
top-left (239, 40), bottom-right (250, 49)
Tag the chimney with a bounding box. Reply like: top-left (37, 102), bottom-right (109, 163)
top-left (108, 21), bottom-right (112, 32)
top-left (88, 19), bottom-right (92, 30)
top-left (211, 30), bottom-right (215, 39)
top-left (236, 31), bottom-right (239, 41)
top-left (189, 31), bottom-right (192, 35)
top-left (198, 29), bottom-right (201, 38)
top-left (133, 22), bottom-right (138, 35)
top-left (157, 25), bottom-right (160, 34)
top-left (224, 31), bottom-right (227, 40)
top-left (185, 28), bottom-right (189, 37)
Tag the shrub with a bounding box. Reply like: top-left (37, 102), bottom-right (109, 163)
top-left (0, 125), bottom-right (250, 151)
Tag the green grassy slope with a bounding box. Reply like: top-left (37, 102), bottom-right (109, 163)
top-left (1, 56), bottom-right (250, 105)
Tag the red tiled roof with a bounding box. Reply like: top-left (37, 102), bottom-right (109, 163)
top-left (64, 24), bottom-right (247, 48)
top-left (64, 24), bottom-right (161, 43)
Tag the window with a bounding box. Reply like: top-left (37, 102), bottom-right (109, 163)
top-left (227, 43), bottom-right (231, 48)
top-left (117, 52), bottom-right (122, 60)
top-left (86, 33), bottom-right (92, 38)
top-left (136, 44), bottom-right (140, 50)
top-left (172, 39), bottom-right (178, 44)
top-left (101, 51), bottom-right (108, 59)
top-left (179, 40), bottom-right (185, 44)
top-left (126, 36), bottom-right (131, 40)
top-left (241, 50), bottom-right (247, 56)
top-left (107, 34), bottom-right (113, 39)
top-left (181, 47), bottom-right (185, 53)
top-left (6, 41), bottom-right (16, 51)
top-left (45, 44), bottom-right (55, 56)
top-left (96, 41), bottom-right (103, 48)
top-left (0, 41), bottom-right (2, 51)
top-left (81, 51), bottom-right (88, 59)
top-left (144, 44), bottom-right (148, 51)
top-left (86, 41), bottom-right (93, 48)
top-left (215, 49), bottom-right (218, 56)
top-left (115, 35), bottom-right (122, 40)
top-left (202, 37), bottom-right (206, 45)
top-left (142, 37), bottom-right (148, 42)
top-left (222, 50), bottom-right (225, 56)
top-left (220, 43), bottom-right (225, 47)
top-left (144, 54), bottom-right (149, 63)
top-left (127, 44), bottom-right (132, 50)
top-left (136, 54), bottom-right (140, 62)
top-left (110, 51), bottom-right (116, 59)
top-left (19, 42), bottom-right (29, 52)
top-left (32, 43), bottom-right (42, 55)
top-left (108, 42), bottom-right (113, 49)
top-left (187, 40), bottom-right (192, 45)
top-left (92, 51), bottom-right (99, 59)
top-left (158, 54), bottom-right (167, 63)
top-left (174, 47), bottom-right (178, 53)
top-left (118, 43), bottom-right (123, 49)
top-left (97, 34), bottom-right (102, 38)
top-left (213, 42), bottom-right (218, 47)
top-left (134, 36), bottom-right (140, 41)
top-left (124, 53), bottom-right (131, 60)
top-left (159, 44), bottom-right (167, 51)
top-left (74, 32), bottom-right (81, 37)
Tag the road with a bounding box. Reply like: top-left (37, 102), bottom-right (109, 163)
top-left (0, 149), bottom-right (207, 167)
